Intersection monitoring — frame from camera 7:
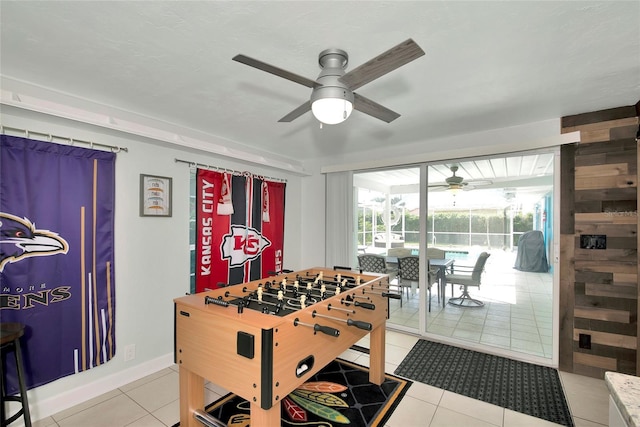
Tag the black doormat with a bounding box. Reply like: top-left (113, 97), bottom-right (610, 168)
top-left (174, 359), bottom-right (411, 426)
top-left (394, 340), bottom-right (574, 426)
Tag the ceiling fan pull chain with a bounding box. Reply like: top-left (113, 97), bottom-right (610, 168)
top-left (343, 100), bottom-right (348, 120)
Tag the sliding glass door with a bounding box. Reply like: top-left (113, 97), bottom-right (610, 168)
top-left (353, 167), bottom-right (421, 332)
top-left (352, 149), bottom-right (558, 364)
top-left (425, 153), bottom-right (556, 363)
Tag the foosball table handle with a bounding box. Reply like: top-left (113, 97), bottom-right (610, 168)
top-left (354, 301), bottom-right (375, 310)
top-left (382, 292), bottom-right (402, 299)
top-left (313, 324), bottom-right (340, 337)
top-left (204, 296), bottom-right (229, 307)
top-left (346, 319), bottom-right (372, 331)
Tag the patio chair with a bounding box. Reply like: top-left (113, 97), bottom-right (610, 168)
top-left (358, 253), bottom-right (404, 302)
top-left (386, 247), bottom-right (413, 277)
top-left (387, 248), bottom-right (413, 258)
top-left (427, 260), bottom-right (442, 309)
top-left (426, 247), bottom-right (446, 259)
top-left (397, 256), bottom-right (439, 311)
top-left (357, 254), bottom-right (388, 273)
top-left (397, 256), bottom-right (418, 305)
top-left (445, 252), bottom-right (491, 307)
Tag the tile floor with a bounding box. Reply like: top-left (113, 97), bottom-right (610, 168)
top-left (28, 330), bottom-right (609, 427)
top-left (388, 249), bottom-right (554, 359)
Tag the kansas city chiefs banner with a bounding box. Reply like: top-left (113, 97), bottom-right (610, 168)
top-left (195, 169), bottom-right (285, 292)
top-left (0, 135), bottom-right (116, 393)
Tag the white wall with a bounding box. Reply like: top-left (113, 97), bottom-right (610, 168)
top-left (0, 106), bottom-right (304, 420)
top-left (1, 101), bottom-right (579, 421)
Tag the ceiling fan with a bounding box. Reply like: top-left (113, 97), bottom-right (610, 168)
top-left (232, 39), bottom-right (425, 125)
top-left (428, 166), bottom-right (492, 192)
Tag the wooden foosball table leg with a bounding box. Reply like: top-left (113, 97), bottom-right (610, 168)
top-left (179, 366), bottom-right (204, 427)
top-left (250, 403), bottom-right (281, 427)
top-left (369, 323), bottom-right (386, 385)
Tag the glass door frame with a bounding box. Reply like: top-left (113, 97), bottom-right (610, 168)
top-left (416, 148), bottom-right (560, 368)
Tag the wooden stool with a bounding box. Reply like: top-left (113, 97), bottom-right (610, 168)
top-left (1, 323), bottom-right (31, 427)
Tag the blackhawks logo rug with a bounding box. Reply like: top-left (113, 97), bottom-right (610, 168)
top-left (175, 359), bottom-right (411, 426)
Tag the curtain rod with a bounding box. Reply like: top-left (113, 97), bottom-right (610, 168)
top-left (0, 125), bottom-right (128, 153)
top-left (175, 158), bottom-right (287, 183)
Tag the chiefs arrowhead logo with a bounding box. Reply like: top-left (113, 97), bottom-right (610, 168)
top-left (221, 225), bottom-right (271, 267)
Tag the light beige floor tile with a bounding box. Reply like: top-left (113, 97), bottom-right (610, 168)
top-left (572, 416), bottom-right (607, 427)
top-left (426, 324), bottom-right (455, 336)
top-left (355, 335), bottom-right (370, 347)
top-left (150, 399), bottom-right (180, 427)
top-left (126, 370), bottom-right (179, 413)
top-left (386, 330), bottom-right (420, 349)
top-left (120, 368), bottom-right (175, 393)
top-left (386, 343), bottom-right (412, 365)
top-left (52, 389), bottom-right (122, 421)
top-left (431, 318), bottom-right (460, 328)
top-left (406, 381), bottom-right (444, 406)
top-left (488, 303), bottom-right (511, 313)
top-left (204, 380), bottom-right (229, 396)
top-left (510, 337), bottom-right (544, 354)
top-left (511, 312), bottom-right (535, 322)
top-left (125, 414), bottom-right (166, 427)
top-left (512, 330), bottom-right (542, 343)
top-left (402, 317), bottom-right (420, 329)
top-left (386, 395), bottom-right (436, 427)
top-left (439, 391), bottom-right (504, 426)
top-left (460, 310), bottom-right (488, 320)
top-left (452, 328), bottom-right (481, 341)
top-left (57, 394), bottom-right (147, 427)
top-left (391, 310), bottom-right (416, 322)
top-left (511, 322), bottom-right (539, 334)
top-left (484, 319), bottom-right (510, 329)
top-left (456, 321), bottom-right (485, 332)
top-left (482, 326), bottom-right (510, 337)
top-left (429, 406), bottom-right (499, 427)
top-left (559, 371), bottom-right (608, 425)
top-left (439, 311), bottom-right (464, 321)
top-left (480, 332), bottom-right (511, 347)
top-left (338, 347), bottom-right (363, 362)
top-left (503, 408), bottom-right (563, 426)
top-left (486, 313), bottom-right (510, 323)
top-left (353, 353), bottom-right (370, 367)
top-left (385, 361), bottom-right (400, 375)
top-left (33, 416), bottom-right (59, 427)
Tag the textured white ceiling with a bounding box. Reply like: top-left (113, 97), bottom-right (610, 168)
top-left (1, 1), bottom-right (639, 164)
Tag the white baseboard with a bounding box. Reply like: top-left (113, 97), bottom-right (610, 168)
top-left (28, 352), bottom-right (175, 423)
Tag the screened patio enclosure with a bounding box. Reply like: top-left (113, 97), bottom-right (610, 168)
top-left (352, 150), bottom-right (557, 364)
top-left (355, 164), bottom-right (553, 261)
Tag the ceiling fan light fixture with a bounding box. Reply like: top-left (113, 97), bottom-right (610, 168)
top-left (311, 97), bottom-right (353, 125)
top-left (310, 84), bottom-right (354, 125)
top-left (448, 184), bottom-right (463, 194)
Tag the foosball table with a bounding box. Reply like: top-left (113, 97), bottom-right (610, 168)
top-left (174, 266), bottom-right (398, 427)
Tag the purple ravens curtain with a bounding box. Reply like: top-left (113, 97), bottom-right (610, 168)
top-left (0, 135), bottom-right (116, 393)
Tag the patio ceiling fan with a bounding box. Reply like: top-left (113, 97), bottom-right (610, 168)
top-left (232, 39), bottom-right (425, 125)
top-left (429, 166), bottom-right (492, 192)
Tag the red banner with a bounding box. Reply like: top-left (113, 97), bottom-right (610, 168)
top-left (195, 169), bottom-right (285, 292)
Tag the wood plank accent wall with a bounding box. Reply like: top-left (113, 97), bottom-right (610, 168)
top-left (559, 102), bottom-right (639, 378)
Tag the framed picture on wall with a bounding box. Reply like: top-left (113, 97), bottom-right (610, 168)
top-left (140, 174), bottom-right (172, 217)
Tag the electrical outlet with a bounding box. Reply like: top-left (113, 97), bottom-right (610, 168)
top-left (124, 344), bottom-right (136, 361)
top-left (578, 334), bottom-right (591, 349)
